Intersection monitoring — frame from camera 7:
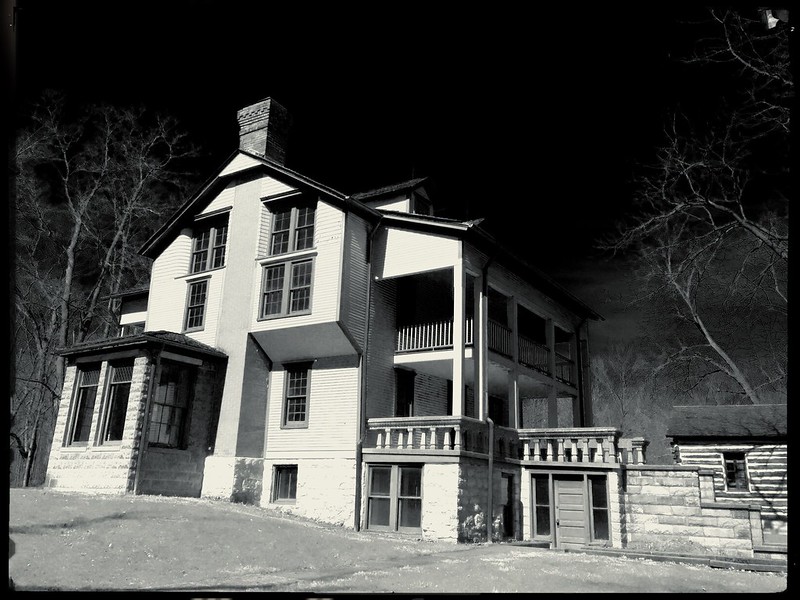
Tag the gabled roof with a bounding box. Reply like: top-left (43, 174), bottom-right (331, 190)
top-left (139, 150), bottom-right (379, 259)
top-left (59, 330), bottom-right (227, 359)
top-left (666, 404), bottom-right (787, 440)
top-left (351, 177), bottom-right (429, 201)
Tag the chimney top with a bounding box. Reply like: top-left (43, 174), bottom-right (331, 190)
top-left (236, 97), bottom-right (292, 165)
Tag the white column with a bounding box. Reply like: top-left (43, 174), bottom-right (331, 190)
top-left (476, 268), bottom-right (489, 421)
top-left (452, 255), bottom-right (466, 417)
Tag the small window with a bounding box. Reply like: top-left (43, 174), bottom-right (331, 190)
top-left (724, 452), bottom-right (749, 491)
top-left (259, 259), bottom-right (313, 319)
top-left (366, 465), bottom-right (422, 532)
top-left (270, 203), bottom-right (315, 256)
top-left (191, 216), bottom-right (229, 273)
top-left (532, 475), bottom-right (551, 538)
top-left (99, 361), bottom-right (134, 443)
top-left (589, 475), bottom-right (609, 541)
top-left (274, 465), bottom-right (298, 501)
top-left (120, 322), bottom-right (145, 337)
top-left (184, 279), bottom-right (209, 331)
top-left (66, 364), bottom-right (101, 446)
top-left (282, 364), bottom-right (310, 427)
top-left (149, 362), bottom-right (193, 448)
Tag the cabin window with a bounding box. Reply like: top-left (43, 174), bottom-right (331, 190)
top-left (282, 363), bottom-right (311, 428)
top-left (149, 362), bottom-right (194, 449)
top-left (724, 451), bottom-right (749, 491)
top-left (273, 465), bottom-right (298, 502)
top-left (66, 364), bottom-right (101, 446)
top-left (190, 215), bottom-right (229, 273)
top-left (259, 259), bottom-right (313, 319)
top-left (184, 279), bottom-right (209, 332)
top-left (367, 465), bottom-right (422, 532)
top-left (270, 203), bottom-right (316, 255)
top-left (98, 361), bottom-right (134, 444)
top-left (394, 369), bottom-right (415, 417)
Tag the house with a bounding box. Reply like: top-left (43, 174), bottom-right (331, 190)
top-left (44, 99), bottom-right (776, 558)
top-left (666, 404), bottom-right (788, 547)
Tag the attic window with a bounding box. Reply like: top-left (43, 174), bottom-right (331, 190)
top-left (191, 215), bottom-right (229, 273)
top-left (269, 201), bottom-right (316, 255)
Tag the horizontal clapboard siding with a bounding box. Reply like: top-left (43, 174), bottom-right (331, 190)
top-left (250, 199), bottom-right (343, 331)
top-left (265, 355), bottom-right (359, 454)
top-left (218, 153), bottom-right (264, 178)
top-left (146, 229), bottom-right (192, 332)
top-left (199, 183), bottom-right (235, 216)
top-left (374, 227), bottom-right (459, 280)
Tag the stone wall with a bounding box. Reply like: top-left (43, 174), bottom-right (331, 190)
top-left (422, 463), bottom-right (460, 540)
top-left (456, 457), bottom-right (519, 543)
top-left (622, 466), bottom-right (760, 559)
top-left (45, 356), bottom-right (151, 493)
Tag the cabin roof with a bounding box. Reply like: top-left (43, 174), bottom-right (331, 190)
top-left (666, 404), bottom-right (787, 440)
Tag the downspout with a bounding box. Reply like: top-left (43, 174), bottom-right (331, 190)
top-left (354, 212), bottom-right (383, 531)
top-left (486, 416), bottom-right (494, 543)
top-left (132, 343), bottom-right (164, 495)
top-left (574, 317), bottom-right (588, 427)
top-left (479, 254), bottom-right (495, 542)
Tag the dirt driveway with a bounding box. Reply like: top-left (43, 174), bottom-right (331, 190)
top-left (9, 489), bottom-right (787, 593)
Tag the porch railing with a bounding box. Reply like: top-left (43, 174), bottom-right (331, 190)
top-left (518, 334), bottom-right (549, 374)
top-left (396, 319), bottom-right (474, 352)
top-left (487, 320), bottom-right (513, 358)
top-left (365, 418), bottom-right (647, 465)
top-left (554, 352), bottom-right (576, 385)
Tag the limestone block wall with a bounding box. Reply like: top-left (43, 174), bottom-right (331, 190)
top-left (45, 356), bottom-right (151, 493)
top-left (262, 457), bottom-right (357, 527)
top-left (422, 463), bottom-right (460, 540)
top-left (622, 466), bottom-right (760, 559)
top-left (201, 456), bottom-right (264, 503)
top-left (456, 458), bottom-right (519, 542)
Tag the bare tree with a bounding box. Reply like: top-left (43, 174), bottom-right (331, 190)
top-left (605, 9), bottom-right (790, 406)
top-left (11, 91), bottom-right (199, 486)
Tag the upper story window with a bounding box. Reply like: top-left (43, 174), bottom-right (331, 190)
top-left (184, 278), bottom-right (209, 332)
top-left (270, 203), bottom-right (316, 255)
top-left (282, 363), bottom-right (311, 428)
top-left (191, 215), bottom-right (229, 273)
top-left (259, 259), bottom-right (313, 319)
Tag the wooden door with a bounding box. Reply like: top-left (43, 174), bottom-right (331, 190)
top-left (554, 476), bottom-right (587, 548)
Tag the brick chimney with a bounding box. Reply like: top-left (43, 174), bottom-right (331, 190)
top-left (236, 97), bottom-right (292, 164)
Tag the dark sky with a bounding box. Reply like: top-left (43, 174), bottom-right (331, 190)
top-left (11, 1), bottom-right (719, 342)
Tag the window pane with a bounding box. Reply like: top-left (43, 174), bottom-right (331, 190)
top-left (276, 467), bottom-right (297, 500)
top-left (370, 467), bottom-right (391, 496)
top-left (289, 288), bottom-right (310, 312)
top-left (535, 476), bottom-right (549, 505)
top-left (211, 246), bottom-right (226, 269)
top-left (105, 382), bottom-right (131, 441)
top-left (399, 498), bottom-right (422, 528)
top-left (368, 498), bottom-right (390, 527)
top-left (590, 476), bottom-right (608, 509)
top-left (271, 210), bottom-right (291, 255)
top-left (72, 387), bottom-right (97, 443)
top-left (593, 509), bottom-right (609, 540)
top-left (399, 467), bottom-right (421, 497)
top-left (535, 507), bottom-right (551, 536)
top-left (295, 226), bottom-right (314, 250)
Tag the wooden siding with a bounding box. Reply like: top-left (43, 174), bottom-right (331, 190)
top-left (145, 229), bottom-right (192, 332)
top-left (264, 355), bottom-right (359, 455)
top-left (366, 197), bottom-right (410, 212)
top-left (341, 213), bottom-right (370, 349)
top-left (218, 153), bottom-right (264, 178)
top-left (373, 227), bottom-right (459, 280)
top-left (199, 183), bottom-right (235, 216)
top-left (675, 442), bottom-right (788, 519)
top-left (463, 245), bottom-right (581, 331)
top-left (365, 279), bottom-right (398, 419)
top-left (414, 373), bottom-right (449, 416)
top-left (250, 199), bottom-right (344, 331)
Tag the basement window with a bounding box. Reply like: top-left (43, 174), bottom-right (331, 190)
top-left (273, 465), bottom-right (298, 502)
top-left (589, 475), bottom-right (610, 541)
top-left (367, 465), bottom-right (422, 532)
top-left (724, 452), bottom-right (749, 491)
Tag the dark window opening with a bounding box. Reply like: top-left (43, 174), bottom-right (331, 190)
top-left (589, 475), bottom-right (609, 541)
top-left (149, 361), bottom-right (194, 448)
top-left (274, 465), bottom-right (298, 501)
top-left (100, 361), bottom-right (134, 443)
top-left (724, 452), bottom-right (748, 490)
top-left (67, 365), bottom-right (101, 445)
top-left (395, 369), bottom-right (415, 417)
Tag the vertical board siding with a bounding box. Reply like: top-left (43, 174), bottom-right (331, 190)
top-left (264, 355), bottom-right (359, 454)
top-left (365, 279), bottom-right (397, 419)
top-left (343, 213), bottom-right (369, 348)
top-left (250, 199), bottom-right (344, 331)
top-left (374, 228), bottom-right (459, 280)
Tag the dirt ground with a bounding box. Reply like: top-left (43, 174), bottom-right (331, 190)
top-left (8, 488), bottom-right (788, 593)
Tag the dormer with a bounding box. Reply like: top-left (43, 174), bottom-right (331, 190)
top-left (352, 178), bottom-right (433, 216)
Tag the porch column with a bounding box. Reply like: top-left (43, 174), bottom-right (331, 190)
top-left (509, 299), bottom-right (520, 428)
top-left (476, 266), bottom-right (489, 421)
top-left (452, 256), bottom-right (466, 417)
top-left (546, 318), bottom-right (558, 427)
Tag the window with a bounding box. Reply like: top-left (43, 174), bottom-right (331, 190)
top-left (724, 452), bottom-right (749, 490)
top-left (99, 361), bottom-right (134, 443)
top-left (270, 203), bottom-right (316, 256)
top-left (120, 322), bottom-right (145, 337)
top-left (367, 465), bottom-right (422, 532)
top-left (191, 216), bottom-right (228, 273)
top-left (184, 279), bottom-right (209, 331)
top-left (395, 369), bottom-right (415, 417)
top-left (259, 259), bottom-right (313, 318)
top-left (282, 364), bottom-right (310, 427)
top-left (149, 362), bottom-right (193, 448)
top-left (273, 465), bottom-right (298, 501)
top-left (66, 364), bottom-right (101, 446)
top-left (589, 475), bottom-right (609, 541)
top-left (532, 475), bottom-right (551, 538)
